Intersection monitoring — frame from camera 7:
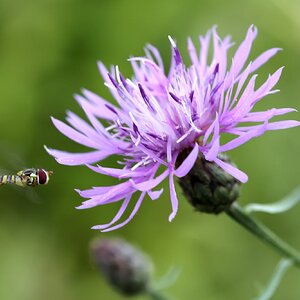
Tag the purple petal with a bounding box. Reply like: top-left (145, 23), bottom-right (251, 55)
top-left (91, 195), bottom-right (131, 230)
top-left (66, 111), bottom-right (99, 139)
top-left (232, 74), bottom-right (257, 114)
top-left (135, 144), bottom-right (168, 166)
top-left (101, 192), bottom-right (146, 232)
top-left (87, 164), bottom-right (156, 179)
top-left (45, 146), bottom-right (110, 166)
top-left (234, 120), bottom-right (300, 132)
top-left (174, 143), bottom-right (199, 177)
top-left (250, 48), bottom-right (282, 73)
top-left (212, 28), bottom-right (232, 80)
top-left (229, 25), bottom-right (257, 79)
top-left (220, 124), bottom-right (266, 152)
top-left (205, 115), bottom-right (220, 161)
top-left (81, 89), bottom-right (120, 120)
top-left (168, 174), bottom-right (178, 222)
top-left (86, 165), bottom-right (129, 178)
top-left (167, 138), bottom-right (173, 163)
top-left (168, 36), bottom-right (182, 65)
top-left (203, 118), bottom-right (217, 145)
top-left (214, 157), bottom-right (248, 183)
top-left (253, 67), bottom-right (284, 102)
top-left (266, 120), bottom-right (300, 130)
top-left (51, 117), bottom-right (101, 149)
top-left (77, 181), bottom-right (131, 198)
top-left (145, 44), bottom-right (165, 70)
top-left (74, 94), bottom-right (119, 121)
top-left (187, 37), bottom-right (199, 68)
top-left (77, 181), bottom-right (133, 208)
top-left (130, 169), bottom-right (169, 191)
top-left (232, 62), bottom-right (252, 105)
top-left (199, 30), bottom-right (211, 76)
top-left (76, 186), bottom-right (114, 198)
top-left (148, 188), bottom-right (164, 200)
top-left (242, 108), bottom-right (296, 122)
top-left (169, 92), bottom-right (182, 104)
top-left (97, 61), bottom-right (126, 107)
top-left (76, 181), bottom-right (133, 201)
top-left (138, 83), bottom-right (154, 111)
top-left (205, 136), bottom-right (220, 161)
top-left (79, 101), bottom-right (111, 138)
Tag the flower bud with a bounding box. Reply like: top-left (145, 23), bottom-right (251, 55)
top-left (90, 238), bottom-right (152, 296)
top-left (178, 153), bottom-right (241, 214)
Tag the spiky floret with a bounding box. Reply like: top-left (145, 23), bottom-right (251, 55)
top-left (46, 25), bottom-right (299, 231)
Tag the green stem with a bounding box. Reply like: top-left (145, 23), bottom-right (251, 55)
top-left (226, 203), bottom-right (300, 267)
top-left (146, 287), bottom-right (170, 300)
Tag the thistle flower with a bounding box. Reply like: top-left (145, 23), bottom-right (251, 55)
top-left (46, 25), bottom-right (299, 231)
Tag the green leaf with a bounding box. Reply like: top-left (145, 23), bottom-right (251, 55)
top-left (152, 266), bottom-right (181, 290)
top-left (255, 258), bottom-right (293, 300)
top-left (244, 186), bottom-right (300, 214)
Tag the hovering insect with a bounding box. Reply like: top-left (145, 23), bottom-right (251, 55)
top-left (0, 168), bottom-right (53, 187)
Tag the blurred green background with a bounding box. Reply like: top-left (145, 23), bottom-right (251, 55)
top-left (0, 0), bottom-right (299, 299)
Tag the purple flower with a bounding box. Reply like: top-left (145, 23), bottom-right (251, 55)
top-left (46, 25), bottom-right (299, 231)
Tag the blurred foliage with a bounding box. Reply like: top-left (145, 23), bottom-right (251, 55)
top-left (0, 0), bottom-right (299, 299)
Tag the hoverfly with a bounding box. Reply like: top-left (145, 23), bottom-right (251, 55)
top-left (0, 168), bottom-right (53, 187)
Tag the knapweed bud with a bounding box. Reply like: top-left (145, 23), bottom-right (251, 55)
top-left (90, 238), bottom-right (152, 296)
top-left (177, 153), bottom-right (241, 214)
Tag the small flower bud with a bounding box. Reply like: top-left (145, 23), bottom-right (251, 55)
top-left (178, 153), bottom-right (241, 214)
top-left (90, 238), bottom-right (152, 296)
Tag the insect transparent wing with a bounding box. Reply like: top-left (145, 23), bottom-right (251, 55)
top-left (0, 143), bottom-right (42, 203)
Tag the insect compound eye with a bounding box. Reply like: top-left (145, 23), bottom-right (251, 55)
top-left (37, 169), bottom-right (48, 185)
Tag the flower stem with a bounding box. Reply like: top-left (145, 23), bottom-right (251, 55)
top-left (226, 203), bottom-right (300, 267)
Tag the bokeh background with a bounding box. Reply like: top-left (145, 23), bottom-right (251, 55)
top-left (0, 0), bottom-right (299, 299)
